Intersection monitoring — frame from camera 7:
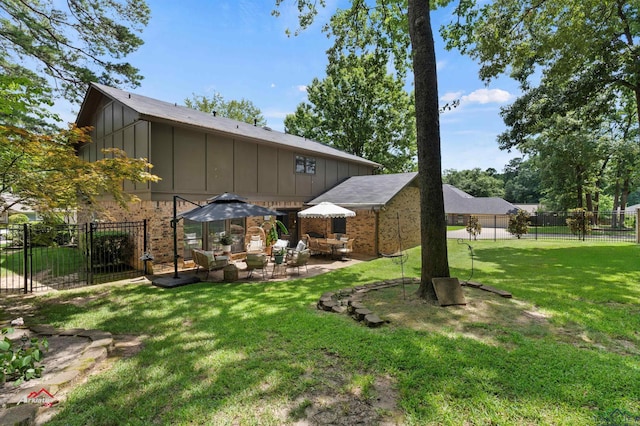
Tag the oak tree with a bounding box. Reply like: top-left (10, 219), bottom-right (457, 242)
top-left (274, 0), bottom-right (452, 299)
top-left (284, 52), bottom-right (417, 173)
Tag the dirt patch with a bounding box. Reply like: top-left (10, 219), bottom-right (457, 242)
top-left (286, 353), bottom-right (403, 425)
top-left (362, 283), bottom-right (639, 356)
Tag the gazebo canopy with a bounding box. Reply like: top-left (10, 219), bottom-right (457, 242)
top-left (297, 202), bottom-right (356, 218)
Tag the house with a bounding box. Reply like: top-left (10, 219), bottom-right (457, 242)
top-left (443, 184), bottom-right (519, 227)
top-left (302, 172), bottom-right (420, 256)
top-left (75, 83), bottom-right (380, 262)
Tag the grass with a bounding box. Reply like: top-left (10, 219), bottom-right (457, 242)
top-left (4, 240), bottom-right (640, 425)
top-left (0, 246), bottom-right (84, 277)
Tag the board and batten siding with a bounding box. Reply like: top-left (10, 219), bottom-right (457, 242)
top-left (79, 96), bottom-right (375, 202)
top-left (79, 98), bottom-right (151, 196)
top-left (148, 122), bottom-right (373, 201)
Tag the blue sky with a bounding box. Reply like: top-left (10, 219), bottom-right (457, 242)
top-left (60, 0), bottom-right (523, 172)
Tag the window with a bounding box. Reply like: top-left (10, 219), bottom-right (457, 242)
top-left (332, 217), bottom-right (346, 234)
top-left (295, 155), bottom-right (316, 174)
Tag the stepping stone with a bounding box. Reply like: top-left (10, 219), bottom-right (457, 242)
top-left (353, 308), bottom-right (372, 321)
top-left (319, 300), bottom-right (337, 311)
top-left (432, 277), bottom-right (466, 306)
top-left (331, 305), bottom-right (347, 314)
top-left (348, 302), bottom-right (367, 314)
top-left (462, 281), bottom-right (483, 288)
top-left (364, 314), bottom-right (385, 328)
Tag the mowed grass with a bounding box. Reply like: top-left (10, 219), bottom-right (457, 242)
top-left (9, 240), bottom-right (640, 425)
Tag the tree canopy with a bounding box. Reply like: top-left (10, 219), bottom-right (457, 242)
top-left (184, 93), bottom-right (267, 126)
top-left (0, 0), bottom-right (150, 105)
top-left (0, 0), bottom-right (157, 217)
top-left (284, 52), bottom-right (417, 173)
top-left (275, 0), bottom-right (453, 299)
top-left (443, 168), bottom-right (505, 198)
top-left (442, 0), bottom-right (640, 213)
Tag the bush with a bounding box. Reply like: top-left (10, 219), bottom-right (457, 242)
top-left (30, 215), bottom-right (74, 247)
top-left (508, 210), bottom-right (530, 239)
top-left (466, 215), bottom-right (482, 240)
top-left (8, 214), bottom-right (29, 225)
top-left (91, 231), bottom-right (134, 269)
top-left (566, 208), bottom-right (593, 235)
top-left (0, 327), bottom-right (48, 384)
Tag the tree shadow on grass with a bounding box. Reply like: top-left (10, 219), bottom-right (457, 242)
top-left (19, 244), bottom-right (640, 424)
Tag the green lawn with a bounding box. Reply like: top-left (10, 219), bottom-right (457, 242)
top-left (9, 240), bottom-right (640, 425)
top-left (0, 246), bottom-right (84, 277)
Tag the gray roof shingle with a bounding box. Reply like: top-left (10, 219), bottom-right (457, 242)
top-left (443, 184), bottom-right (518, 215)
top-left (308, 172), bottom-right (418, 208)
top-left (76, 83), bottom-right (380, 168)
top-left (307, 178), bottom-right (518, 215)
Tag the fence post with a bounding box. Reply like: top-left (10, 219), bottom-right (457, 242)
top-left (636, 209), bottom-right (640, 244)
top-left (494, 215), bottom-right (497, 241)
top-left (582, 210), bottom-right (586, 241)
top-left (88, 223), bottom-right (94, 285)
top-left (143, 219), bottom-right (149, 274)
top-left (22, 223), bottom-right (28, 294)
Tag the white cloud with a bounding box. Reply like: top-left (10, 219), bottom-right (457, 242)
top-left (441, 88), bottom-right (514, 106)
top-left (462, 88), bottom-right (513, 104)
top-left (441, 91), bottom-right (463, 102)
top-left (270, 83), bottom-right (276, 88)
top-left (296, 85), bottom-right (308, 93)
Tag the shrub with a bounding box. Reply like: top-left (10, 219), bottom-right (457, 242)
top-left (566, 208), bottom-right (593, 235)
top-left (0, 327), bottom-right (48, 384)
top-left (8, 214), bottom-right (29, 225)
top-left (91, 231), bottom-right (134, 269)
top-left (466, 215), bottom-right (482, 240)
top-left (508, 210), bottom-right (530, 239)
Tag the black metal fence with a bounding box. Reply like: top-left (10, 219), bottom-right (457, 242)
top-left (0, 220), bottom-right (147, 293)
top-left (449, 211), bottom-right (637, 242)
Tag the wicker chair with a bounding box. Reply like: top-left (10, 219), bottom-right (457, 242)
top-left (192, 249), bottom-right (229, 279)
top-left (245, 253), bottom-right (269, 279)
top-left (336, 238), bottom-right (354, 260)
top-left (286, 249), bottom-right (310, 275)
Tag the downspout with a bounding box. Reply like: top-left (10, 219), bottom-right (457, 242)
top-left (374, 207), bottom-right (380, 257)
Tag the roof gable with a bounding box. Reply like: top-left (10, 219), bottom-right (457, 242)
top-left (443, 185), bottom-right (518, 215)
top-left (308, 172), bottom-right (419, 208)
top-left (76, 83), bottom-right (380, 168)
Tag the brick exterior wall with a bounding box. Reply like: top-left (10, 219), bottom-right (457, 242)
top-left (378, 186), bottom-right (421, 255)
top-left (79, 199), bottom-right (307, 265)
top-left (79, 185), bottom-right (421, 263)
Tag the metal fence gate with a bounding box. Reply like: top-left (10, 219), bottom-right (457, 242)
top-left (0, 220), bottom-right (147, 293)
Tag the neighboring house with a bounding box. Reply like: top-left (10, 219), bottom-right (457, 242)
top-left (1, 194), bottom-right (40, 223)
top-left (443, 184), bottom-right (519, 227)
top-left (75, 83), bottom-right (380, 262)
top-left (302, 172), bottom-right (420, 256)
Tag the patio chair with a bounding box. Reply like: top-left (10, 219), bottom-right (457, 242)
top-left (192, 249), bottom-right (229, 279)
top-left (246, 235), bottom-right (264, 254)
top-left (336, 238), bottom-right (354, 260)
top-left (286, 249), bottom-right (310, 275)
top-left (245, 252), bottom-right (268, 279)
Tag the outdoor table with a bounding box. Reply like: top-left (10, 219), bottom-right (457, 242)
top-left (326, 239), bottom-right (347, 259)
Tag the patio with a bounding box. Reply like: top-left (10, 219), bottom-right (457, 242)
top-left (149, 252), bottom-right (375, 284)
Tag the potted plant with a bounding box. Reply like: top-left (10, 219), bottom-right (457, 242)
top-left (219, 234), bottom-right (233, 253)
top-left (273, 247), bottom-right (286, 264)
top-left (261, 220), bottom-right (288, 255)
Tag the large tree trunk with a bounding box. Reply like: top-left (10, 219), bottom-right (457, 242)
top-left (408, 0), bottom-right (450, 300)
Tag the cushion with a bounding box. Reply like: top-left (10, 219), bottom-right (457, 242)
top-left (251, 235), bottom-right (261, 241)
top-left (340, 237), bottom-right (349, 242)
top-left (248, 239), bottom-right (263, 251)
top-left (295, 240), bottom-right (306, 252)
top-left (274, 239), bottom-right (289, 249)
